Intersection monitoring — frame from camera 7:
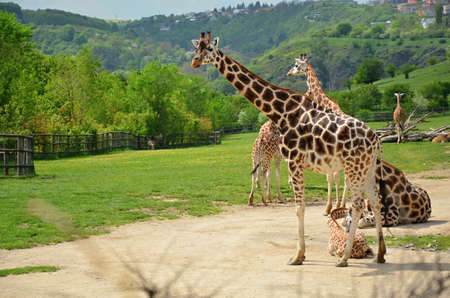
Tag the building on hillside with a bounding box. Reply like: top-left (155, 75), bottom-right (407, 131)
top-left (444, 4), bottom-right (450, 16)
top-left (397, 2), bottom-right (418, 13)
top-left (421, 17), bottom-right (435, 28)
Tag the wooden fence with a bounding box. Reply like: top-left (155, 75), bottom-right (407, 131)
top-left (0, 131), bottom-right (221, 175)
top-left (0, 134), bottom-right (35, 176)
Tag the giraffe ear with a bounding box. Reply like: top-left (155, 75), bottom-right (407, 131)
top-left (191, 39), bottom-right (200, 48)
top-left (212, 37), bottom-right (220, 47)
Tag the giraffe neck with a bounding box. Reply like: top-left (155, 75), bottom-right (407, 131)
top-left (305, 64), bottom-right (343, 115)
top-left (396, 96), bottom-right (401, 107)
top-left (306, 64), bottom-right (325, 99)
top-left (213, 50), bottom-right (304, 124)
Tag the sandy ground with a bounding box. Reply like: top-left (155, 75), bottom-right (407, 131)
top-left (0, 169), bottom-right (449, 298)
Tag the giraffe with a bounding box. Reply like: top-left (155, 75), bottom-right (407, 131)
top-left (191, 32), bottom-right (386, 267)
top-left (287, 54), bottom-right (432, 228)
top-left (287, 54), bottom-right (349, 215)
top-left (249, 120), bottom-right (283, 206)
top-left (393, 93), bottom-right (407, 144)
top-left (357, 159), bottom-right (432, 227)
top-left (327, 208), bottom-right (373, 259)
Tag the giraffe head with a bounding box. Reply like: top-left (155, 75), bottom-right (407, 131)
top-left (394, 93), bottom-right (404, 101)
top-left (286, 54), bottom-right (308, 77)
top-left (191, 31), bottom-right (220, 68)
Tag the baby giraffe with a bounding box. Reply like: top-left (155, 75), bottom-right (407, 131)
top-left (393, 93), bottom-right (407, 144)
top-left (327, 208), bottom-right (373, 259)
top-left (249, 120), bottom-right (283, 206)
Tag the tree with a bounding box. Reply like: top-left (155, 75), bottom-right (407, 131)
top-left (399, 63), bottom-right (416, 79)
top-left (419, 81), bottom-right (450, 110)
top-left (335, 23), bottom-right (352, 37)
top-left (344, 77), bottom-right (353, 90)
top-left (0, 11), bottom-right (45, 133)
top-left (427, 56), bottom-right (438, 66)
top-left (381, 83), bottom-right (414, 111)
top-left (386, 64), bottom-right (396, 78)
top-left (354, 58), bottom-right (384, 84)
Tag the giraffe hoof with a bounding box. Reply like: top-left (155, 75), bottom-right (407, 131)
top-left (336, 260), bottom-right (348, 267)
top-left (287, 255), bottom-right (305, 265)
top-left (376, 256), bottom-right (386, 264)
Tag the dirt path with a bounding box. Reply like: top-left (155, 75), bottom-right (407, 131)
top-left (1, 170), bottom-right (449, 298)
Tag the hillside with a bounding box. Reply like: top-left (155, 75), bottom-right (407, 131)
top-left (374, 59), bottom-right (450, 92)
top-left (1, 1), bottom-right (449, 90)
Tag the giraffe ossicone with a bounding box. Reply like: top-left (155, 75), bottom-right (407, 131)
top-left (191, 31), bottom-right (386, 267)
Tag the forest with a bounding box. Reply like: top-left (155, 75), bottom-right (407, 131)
top-left (0, 1), bottom-right (449, 136)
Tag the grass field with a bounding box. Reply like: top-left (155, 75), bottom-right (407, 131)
top-left (374, 59), bottom-right (450, 92)
top-left (0, 116), bottom-right (449, 249)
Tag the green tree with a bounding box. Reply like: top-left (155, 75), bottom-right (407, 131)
top-left (399, 63), bottom-right (416, 79)
top-left (0, 11), bottom-right (45, 133)
top-left (61, 24), bottom-right (75, 41)
top-left (419, 81), bottom-right (450, 110)
top-left (386, 64), bottom-right (396, 78)
top-left (335, 23), bottom-right (352, 37)
top-left (354, 58), bottom-right (384, 84)
top-left (381, 83), bottom-right (414, 111)
top-left (427, 56), bottom-right (438, 66)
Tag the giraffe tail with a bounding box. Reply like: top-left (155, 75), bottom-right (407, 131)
top-left (251, 163), bottom-right (260, 175)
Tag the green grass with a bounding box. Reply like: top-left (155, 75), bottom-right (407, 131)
top-left (0, 130), bottom-right (449, 249)
top-left (367, 235), bottom-right (450, 251)
top-left (0, 266), bottom-right (60, 277)
top-left (374, 59), bottom-right (450, 92)
top-left (365, 115), bottom-right (450, 131)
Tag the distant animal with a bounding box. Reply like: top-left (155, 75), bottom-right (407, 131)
top-left (431, 133), bottom-right (450, 143)
top-left (327, 208), bottom-right (373, 259)
top-left (249, 120), bottom-right (284, 206)
top-left (393, 93), bottom-right (407, 143)
top-left (147, 134), bottom-right (163, 150)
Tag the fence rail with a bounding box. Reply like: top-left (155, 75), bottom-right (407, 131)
top-left (0, 134), bottom-right (35, 176)
top-left (0, 131), bottom-right (221, 175)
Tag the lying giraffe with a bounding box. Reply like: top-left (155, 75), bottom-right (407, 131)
top-left (327, 208), bottom-right (373, 259)
top-left (249, 120), bottom-right (283, 206)
top-left (192, 32), bottom-right (386, 267)
top-left (287, 54), bottom-right (349, 215)
top-left (287, 54), bottom-right (431, 227)
top-left (359, 160), bottom-right (431, 227)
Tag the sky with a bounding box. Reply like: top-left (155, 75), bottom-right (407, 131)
top-left (10, 0), bottom-right (293, 20)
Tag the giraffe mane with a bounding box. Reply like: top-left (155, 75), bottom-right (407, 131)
top-left (231, 57), bottom-right (307, 97)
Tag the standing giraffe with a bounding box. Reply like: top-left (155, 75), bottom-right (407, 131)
top-left (287, 55), bottom-right (431, 227)
top-left (393, 93), bottom-right (407, 143)
top-left (287, 54), bottom-right (349, 214)
top-left (191, 32), bottom-right (386, 267)
top-left (249, 120), bottom-right (283, 206)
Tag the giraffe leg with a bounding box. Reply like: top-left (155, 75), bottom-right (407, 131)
top-left (275, 155), bottom-right (283, 203)
top-left (266, 167), bottom-right (272, 203)
top-left (334, 171), bottom-right (341, 208)
top-left (366, 180), bottom-right (386, 264)
top-left (249, 159), bottom-right (258, 206)
top-left (396, 125), bottom-right (401, 144)
top-left (337, 188), bottom-right (364, 267)
top-left (340, 177), bottom-right (349, 208)
top-left (287, 165), bottom-right (306, 265)
top-left (260, 168), bottom-right (268, 206)
top-left (324, 174), bottom-right (333, 215)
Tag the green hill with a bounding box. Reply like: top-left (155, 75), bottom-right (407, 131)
top-left (374, 59), bottom-right (450, 92)
top-left (1, 1), bottom-right (449, 91)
